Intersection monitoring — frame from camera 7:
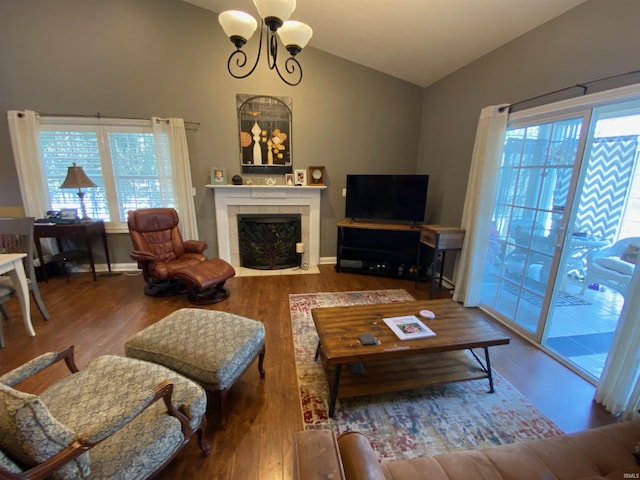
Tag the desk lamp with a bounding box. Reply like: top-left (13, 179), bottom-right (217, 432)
top-left (60, 163), bottom-right (97, 222)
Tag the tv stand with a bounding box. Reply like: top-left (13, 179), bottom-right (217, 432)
top-left (336, 220), bottom-right (424, 280)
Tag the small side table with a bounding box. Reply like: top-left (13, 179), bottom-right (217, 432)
top-left (418, 225), bottom-right (465, 299)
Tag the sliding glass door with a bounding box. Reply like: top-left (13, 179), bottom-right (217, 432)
top-left (479, 114), bottom-right (588, 338)
top-left (542, 99), bottom-right (640, 379)
top-left (479, 93), bottom-right (640, 381)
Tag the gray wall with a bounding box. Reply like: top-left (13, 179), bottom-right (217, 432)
top-left (0, 0), bottom-right (423, 263)
top-left (3, 0), bottom-right (640, 266)
top-left (418, 0), bottom-right (640, 227)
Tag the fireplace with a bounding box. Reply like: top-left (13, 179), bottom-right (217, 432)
top-left (238, 214), bottom-right (301, 269)
top-left (208, 185), bottom-right (325, 269)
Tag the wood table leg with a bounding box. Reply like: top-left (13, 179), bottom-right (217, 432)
top-left (7, 258), bottom-right (34, 337)
top-left (328, 364), bottom-right (342, 418)
top-left (101, 228), bottom-right (112, 273)
top-left (84, 234), bottom-right (97, 281)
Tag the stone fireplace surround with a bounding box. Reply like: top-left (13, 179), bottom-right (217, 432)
top-left (208, 185), bottom-right (325, 269)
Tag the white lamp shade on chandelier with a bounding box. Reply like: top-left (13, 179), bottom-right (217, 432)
top-left (278, 20), bottom-right (313, 50)
top-left (252, 0), bottom-right (296, 24)
top-left (218, 0), bottom-right (313, 85)
top-left (218, 10), bottom-right (258, 43)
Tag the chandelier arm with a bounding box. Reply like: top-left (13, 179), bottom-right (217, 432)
top-left (226, 23), bottom-right (265, 79)
top-left (273, 56), bottom-right (303, 86)
top-left (267, 29), bottom-right (278, 70)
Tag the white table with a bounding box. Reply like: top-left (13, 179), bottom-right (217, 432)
top-left (0, 253), bottom-right (34, 337)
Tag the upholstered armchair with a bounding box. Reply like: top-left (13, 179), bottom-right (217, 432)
top-left (128, 208), bottom-right (235, 303)
top-left (580, 236), bottom-right (640, 297)
top-left (0, 346), bottom-right (210, 479)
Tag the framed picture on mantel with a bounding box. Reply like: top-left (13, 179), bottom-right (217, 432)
top-left (210, 167), bottom-right (227, 184)
top-left (294, 169), bottom-right (307, 186)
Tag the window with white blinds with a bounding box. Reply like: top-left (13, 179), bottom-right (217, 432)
top-left (38, 119), bottom-right (175, 229)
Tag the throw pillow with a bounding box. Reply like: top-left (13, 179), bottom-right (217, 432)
top-left (0, 384), bottom-right (90, 479)
top-left (621, 243), bottom-right (639, 265)
top-left (595, 256), bottom-right (635, 275)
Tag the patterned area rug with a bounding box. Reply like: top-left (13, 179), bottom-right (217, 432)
top-left (289, 289), bottom-right (564, 461)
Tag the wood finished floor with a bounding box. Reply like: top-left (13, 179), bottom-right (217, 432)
top-left (0, 265), bottom-right (617, 480)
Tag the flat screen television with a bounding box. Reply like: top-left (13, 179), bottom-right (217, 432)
top-left (345, 174), bottom-right (429, 222)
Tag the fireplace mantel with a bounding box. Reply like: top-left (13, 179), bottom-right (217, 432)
top-left (208, 185), bottom-right (325, 268)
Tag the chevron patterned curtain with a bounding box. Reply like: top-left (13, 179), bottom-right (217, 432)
top-left (574, 135), bottom-right (638, 242)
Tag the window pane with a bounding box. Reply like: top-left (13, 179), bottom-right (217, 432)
top-left (109, 132), bottom-right (173, 222)
top-left (40, 130), bottom-right (107, 220)
top-left (39, 120), bottom-right (176, 228)
top-left (480, 116), bottom-right (583, 335)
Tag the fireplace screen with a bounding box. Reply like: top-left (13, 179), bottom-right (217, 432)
top-left (238, 214), bottom-right (301, 269)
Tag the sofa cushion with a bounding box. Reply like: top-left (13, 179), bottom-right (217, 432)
top-left (0, 383), bottom-right (90, 480)
top-left (125, 308), bottom-right (265, 391)
top-left (0, 449), bottom-right (22, 474)
top-left (595, 256), bottom-right (635, 275)
top-left (86, 407), bottom-right (184, 480)
top-left (621, 244), bottom-right (639, 264)
top-left (40, 355), bottom-right (207, 436)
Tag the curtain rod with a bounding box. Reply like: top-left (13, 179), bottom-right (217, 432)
top-left (499, 68), bottom-right (640, 113)
top-left (21, 111), bottom-right (200, 130)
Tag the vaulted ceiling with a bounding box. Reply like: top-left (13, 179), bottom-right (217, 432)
top-left (182, 0), bottom-right (588, 87)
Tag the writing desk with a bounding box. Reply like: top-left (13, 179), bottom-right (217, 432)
top-left (34, 221), bottom-right (112, 281)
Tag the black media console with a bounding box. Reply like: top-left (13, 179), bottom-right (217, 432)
top-left (335, 220), bottom-right (426, 280)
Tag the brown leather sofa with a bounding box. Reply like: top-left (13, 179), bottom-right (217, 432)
top-left (294, 419), bottom-right (640, 479)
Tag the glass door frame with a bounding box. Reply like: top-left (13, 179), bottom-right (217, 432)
top-left (480, 82), bottom-right (640, 382)
top-left (505, 110), bottom-right (593, 345)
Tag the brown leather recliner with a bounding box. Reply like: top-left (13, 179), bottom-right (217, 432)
top-left (128, 208), bottom-right (235, 303)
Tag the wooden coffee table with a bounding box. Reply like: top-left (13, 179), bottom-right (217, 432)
top-left (311, 299), bottom-right (510, 417)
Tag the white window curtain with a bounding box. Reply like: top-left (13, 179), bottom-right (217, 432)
top-left (594, 265), bottom-right (640, 420)
top-left (452, 105), bottom-right (509, 306)
top-left (7, 110), bottom-right (50, 218)
top-left (6, 110), bottom-right (57, 259)
top-left (152, 117), bottom-right (199, 240)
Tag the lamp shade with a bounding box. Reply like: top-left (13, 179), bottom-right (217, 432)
top-left (277, 20), bottom-right (313, 51)
top-left (253, 0), bottom-right (296, 22)
top-left (219, 10), bottom-right (258, 41)
top-left (60, 163), bottom-right (97, 189)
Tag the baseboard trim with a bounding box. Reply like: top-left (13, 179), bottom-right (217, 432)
top-left (64, 262), bottom-right (140, 274)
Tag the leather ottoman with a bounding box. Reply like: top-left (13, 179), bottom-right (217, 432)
top-left (174, 258), bottom-right (236, 304)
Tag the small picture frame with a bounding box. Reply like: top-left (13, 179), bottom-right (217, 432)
top-left (285, 173), bottom-right (295, 186)
top-left (294, 169), bottom-right (307, 186)
top-left (210, 167), bottom-right (227, 184)
top-left (59, 208), bottom-right (78, 220)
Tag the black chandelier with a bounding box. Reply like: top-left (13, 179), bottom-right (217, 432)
top-left (218, 0), bottom-right (313, 86)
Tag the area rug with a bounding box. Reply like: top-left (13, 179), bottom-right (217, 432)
top-left (289, 289), bottom-right (564, 461)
